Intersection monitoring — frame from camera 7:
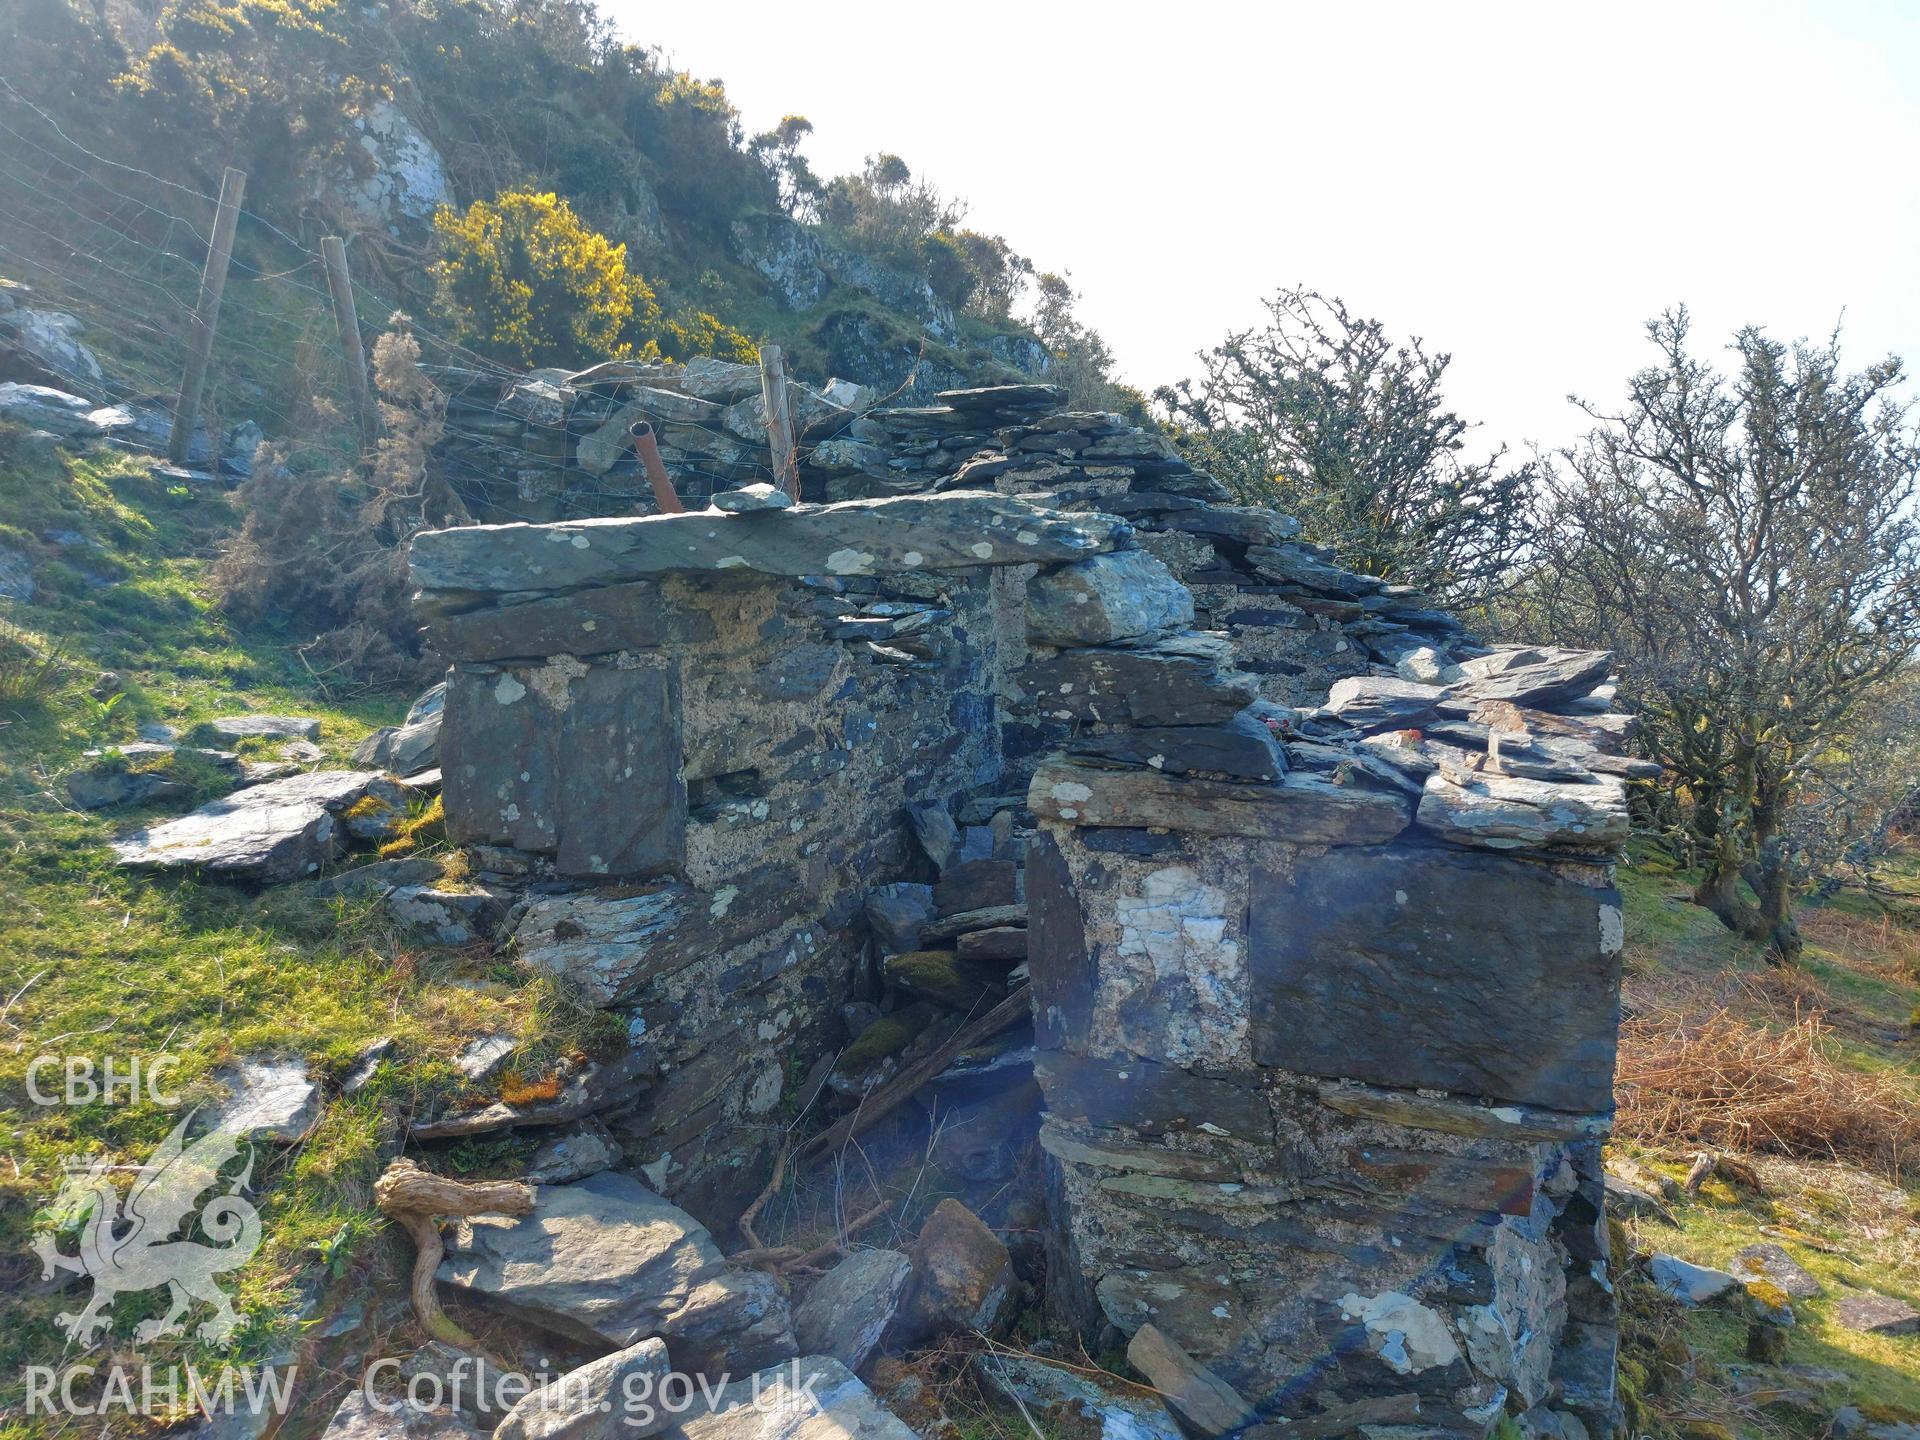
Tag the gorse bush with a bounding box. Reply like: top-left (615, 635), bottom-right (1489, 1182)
top-left (432, 190), bottom-right (660, 367)
top-left (430, 189), bottom-right (757, 367)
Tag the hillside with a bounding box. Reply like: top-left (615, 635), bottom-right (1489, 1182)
top-left (0, 0), bottom-right (1102, 441)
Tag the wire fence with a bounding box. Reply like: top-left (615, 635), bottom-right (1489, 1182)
top-left (0, 78), bottom-right (531, 476)
top-left (0, 79), bottom-right (927, 523)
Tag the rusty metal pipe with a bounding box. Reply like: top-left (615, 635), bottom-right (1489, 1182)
top-left (629, 421), bottom-right (685, 514)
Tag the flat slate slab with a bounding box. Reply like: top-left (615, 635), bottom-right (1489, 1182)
top-left (1248, 846), bottom-right (1622, 1111)
top-left (1028, 759), bottom-right (1410, 845)
top-left (438, 1171), bottom-right (795, 1375)
top-left (656, 1357), bottom-right (916, 1440)
top-left (1729, 1242), bottom-right (1822, 1299)
top-left (409, 491), bottom-right (1128, 595)
top-left (111, 769), bottom-right (398, 882)
top-left (1418, 770), bottom-right (1630, 851)
top-left (1017, 632), bottom-right (1258, 727)
top-left (1833, 1294), bottom-right (1920, 1336)
top-left (209, 714), bottom-right (323, 741)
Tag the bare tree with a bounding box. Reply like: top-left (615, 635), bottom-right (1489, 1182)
top-left (1523, 308), bottom-right (1920, 962)
top-left (1156, 286), bottom-right (1533, 607)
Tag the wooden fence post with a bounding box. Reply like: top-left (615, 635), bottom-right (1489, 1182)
top-left (320, 235), bottom-right (376, 446)
top-left (758, 343), bottom-right (799, 499)
top-left (167, 166), bottom-right (246, 466)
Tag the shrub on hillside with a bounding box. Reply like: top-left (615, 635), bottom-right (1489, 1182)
top-left (212, 319), bottom-right (463, 686)
top-left (432, 189), bottom-right (660, 368)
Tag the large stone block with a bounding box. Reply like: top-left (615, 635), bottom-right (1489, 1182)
top-left (1028, 760), bottom-right (1410, 845)
top-left (1026, 550), bottom-right (1193, 646)
top-left (1248, 847), bottom-right (1621, 1111)
top-left (409, 491), bottom-right (1128, 594)
top-left (425, 581), bottom-right (715, 662)
top-left (1016, 633), bottom-right (1257, 726)
top-left (440, 659), bottom-right (685, 878)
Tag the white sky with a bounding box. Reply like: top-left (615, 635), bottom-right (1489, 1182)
top-left (616, 0), bottom-right (1920, 457)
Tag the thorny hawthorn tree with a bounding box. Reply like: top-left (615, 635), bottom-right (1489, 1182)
top-left (1155, 287), bottom-right (1534, 607)
top-left (1527, 309), bottom-right (1920, 963)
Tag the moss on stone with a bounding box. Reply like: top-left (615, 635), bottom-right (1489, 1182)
top-left (883, 948), bottom-right (1003, 1010)
top-left (837, 1001), bottom-right (936, 1075)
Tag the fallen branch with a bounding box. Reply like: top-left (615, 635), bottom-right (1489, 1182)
top-left (374, 1158), bottom-right (533, 1347)
top-left (798, 985), bottom-right (1030, 1166)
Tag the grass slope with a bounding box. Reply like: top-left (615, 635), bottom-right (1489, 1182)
top-left (0, 429), bottom-right (613, 1429)
top-left (1611, 850), bottom-right (1920, 1434)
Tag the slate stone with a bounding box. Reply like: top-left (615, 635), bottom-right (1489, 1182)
top-left (655, 1357), bottom-right (917, 1440)
top-left (111, 770), bottom-right (402, 882)
top-left (956, 926), bottom-right (1027, 961)
top-left (1417, 771), bottom-right (1630, 852)
top-left (65, 743), bottom-right (241, 810)
top-left (903, 1198), bottom-right (1013, 1337)
top-left (935, 857), bottom-right (1020, 915)
top-left (883, 950), bottom-right (1006, 1010)
top-left (1026, 831), bottom-right (1093, 1052)
top-left (515, 881), bottom-right (787, 1007)
top-left (1035, 1052), bottom-right (1270, 1142)
top-left (1326, 675), bottom-right (1448, 728)
top-left (1448, 648), bottom-right (1613, 709)
top-left (1017, 632), bottom-right (1259, 726)
top-left (937, 383), bottom-right (1067, 414)
top-left (209, 714), bottom-right (322, 741)
top-left (976, 1353), bottom-right (1183, 1440)
top-left (410, 1053), bottom-right (655, 1140)
top-left (921, 904), bottom-right (1027, 943)
top-left (440, 661), bottom-right (685, 880)
top-left (387, 885), bottom-right (506, 944)
top-left (321, 1392), bottom-right (483, 1440)
top-left (207, 1058), bottom-right (319, 1142)
top-left (409, 492), bottom-right (1128, 594)
top-left (1833, 1294), bottom-right (1920, 1337)
top-left (1066, 712), bottom-right (1286, 781)
top-left (425, 581), bottom-right (714, 662)
top-left (1245, 543), bottom-right (1381, 596)
top-left (677, 357), bottom-right (763, 403)
top-left (438, 1171), bottom-right (796, 1374)
top-left (353, 711), bottom-right (442, 777)
top-left (525, 1122), bottom-right (623, 1185)
top-left (492, 1337), bottom-right (671, 1440)
top-left (1076, 828), bottom-right (1185, 857)
top-left (791, 1250), bottom-right (913, 1370)
top-left (1028, 759), bottom-right (1411, 844)
top-left (905, 802), bottom-right (960, 871)
top-left (710, 482), bottom-right (793, 513)
top-left (1025, 550), bottom-right (1193, 646)
top-left (1248, 846), bottom-right (1621, 1111)
top-left (1650, 1254), bottom-right (1740, 1306)
top-left (1153, 505), bottom-right (1301, 549)
top-left (1729, 1243), bottom-right (1823, 1299)
top-left (865, 882), bottom-right (935, 954)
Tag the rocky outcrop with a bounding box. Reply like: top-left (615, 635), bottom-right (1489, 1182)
top-left (319, 98), bottom-right (451, 235)
top-left (0, 282), bottom-right (104, 396)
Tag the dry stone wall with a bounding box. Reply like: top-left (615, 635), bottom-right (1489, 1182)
top-left (411, 372), bottom-right (1638, 1437)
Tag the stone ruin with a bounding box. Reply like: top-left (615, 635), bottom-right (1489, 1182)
top-left (408, 367), bottom-right (1646, 1439)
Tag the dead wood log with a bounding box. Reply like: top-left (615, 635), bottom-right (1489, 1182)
top-left (797, 985), bottom-right (1031, 1165)
top-left (374, 1158), bottom-right (534, 1346)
